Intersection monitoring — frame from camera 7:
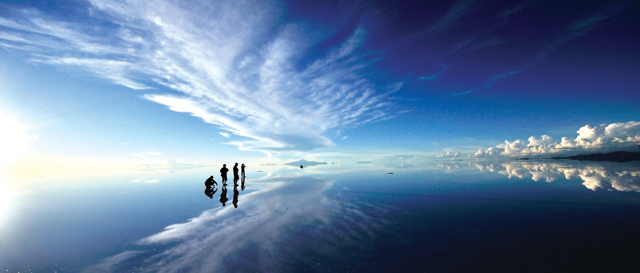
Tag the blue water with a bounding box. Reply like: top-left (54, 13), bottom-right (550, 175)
top-left (2, 160), bottom-right (640, 272)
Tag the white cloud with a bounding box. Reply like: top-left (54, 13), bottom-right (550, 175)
top-left (437, 151), bottom-right (462, 159)
top-left (0, 0), bottom-right (400, 153)
top-left (219, 132), bottom-right (229, 138)
top-left (85, 250), bottom-right (144, 273)
top-left (137, 159), bottom-right (210, 174)
top-left (131, 178), bottom-right (158, 183)
top-left (471, 161), bottom-right (640, 192)
top-left (472, 121), bottom-right (640, 158)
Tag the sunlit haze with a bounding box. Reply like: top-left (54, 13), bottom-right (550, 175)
top-left (0, 179), bottom-right (11, 219)
top-left (0, 112), bottom-right (31, 167)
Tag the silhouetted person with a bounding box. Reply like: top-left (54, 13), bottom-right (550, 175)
top-left (220, 164), bottom-right (229, 185)
top-left (204, 175), bottom-right (217, 187)
top-left (219, 185), bottom-right (228, 206)
top-left (241, 174), bottom-right (245, 191)
top-left (233, 163), bottom-right (239, 185)
top-left (233, 183), bottom-right (239, 208)
top-left (241, 163), bottom-right (246, 176)
top-left (300, 165), bottom-right (303, 169)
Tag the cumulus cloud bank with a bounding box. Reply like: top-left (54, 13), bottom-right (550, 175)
top-left (473, 121), bottom-right (640, 158)
top-left (0, 0), bottom-right (400, 153)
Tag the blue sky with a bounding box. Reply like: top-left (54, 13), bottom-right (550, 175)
top-left (0, 0), bottom-right (639, 171)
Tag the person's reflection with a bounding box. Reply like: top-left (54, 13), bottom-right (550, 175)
top-left (232, 183), bottom-right (239, 208)
top-left (241, 173), bottom-right (246, 191)
top-left (219, 185), bottom-right (228, 207)
top-left (204, 186), bottom-right (217, 199)
top-left (204, 175), bottom-right (217, 199)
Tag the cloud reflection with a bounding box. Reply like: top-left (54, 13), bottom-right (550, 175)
top-left (468, 161), bottom-right (640, 192)
top-left (88, 174), bottom-right (389, 272)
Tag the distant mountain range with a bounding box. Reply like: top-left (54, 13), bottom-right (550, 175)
top-left (551, 151), bottom-right (640, 162)
top-left (283, 159), bottom-right (327, 167)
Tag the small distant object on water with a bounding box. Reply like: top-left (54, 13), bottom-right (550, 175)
top-left (300, 165), bottom-right (303, 169)
top-left (257, 171), bottom-right (263, 172)
top-left (386, 172), bottom-right (394, 174)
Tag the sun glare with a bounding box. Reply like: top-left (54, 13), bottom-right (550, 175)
top-left (0, 112), bottom-right (31, 166)
top-left (0, 181), bottom-right (12, 219)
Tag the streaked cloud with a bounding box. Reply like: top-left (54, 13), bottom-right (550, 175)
top-left (418, 63), bottom-right (448, 81)
top-left (131, 178), bottom-right (158, 184)
top-left (421, 0), bottom-right (475, 36)
top-left (0, 0), bottom-right (401, 153)
top-left (137, 159), bottom-right (210, 174)
top-left (86, 250), bottom-right (144, 273)
top-left (450, 71), bottom-right (520, 97)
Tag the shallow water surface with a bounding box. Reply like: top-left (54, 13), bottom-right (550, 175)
top-left (2, 160), bottom-right (640, 272)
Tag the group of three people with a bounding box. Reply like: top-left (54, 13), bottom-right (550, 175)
top-left (205, 163), bottom-right (245, 187)
top-left (220, 162), bottom-right (245, 184)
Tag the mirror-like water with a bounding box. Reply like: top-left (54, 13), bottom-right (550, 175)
top-left (2, 160), bottom-right (640, 272)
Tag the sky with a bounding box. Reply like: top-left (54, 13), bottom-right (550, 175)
top-left (0, 0), bottom-right (639, 179)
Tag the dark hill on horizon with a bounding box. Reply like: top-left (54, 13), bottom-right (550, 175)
top-left (283, 159), bottom-right (327, 167)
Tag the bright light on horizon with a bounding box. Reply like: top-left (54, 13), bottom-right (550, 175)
top-left (0, 180), bottom-right (12, 219)
top-left (0, 112), bottom-right (34, 167)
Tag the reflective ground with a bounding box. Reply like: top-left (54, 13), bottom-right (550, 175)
top-left (2, 160), bottom-right (640, 272)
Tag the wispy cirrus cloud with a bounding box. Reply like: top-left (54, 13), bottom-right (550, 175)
top-left (87, 250), bottom-right (144, 273)
top-left (0, 0), bottom-right (401, 153)
top-left (450, 71), bottom-right (520, 97)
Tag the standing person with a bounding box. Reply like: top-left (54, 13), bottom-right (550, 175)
top-left (241, 163), bottom-right (246, 176)
top-left (220, 164), bottom-right (229, 185)
top-left (233, 163), bottom-right (240, 185)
